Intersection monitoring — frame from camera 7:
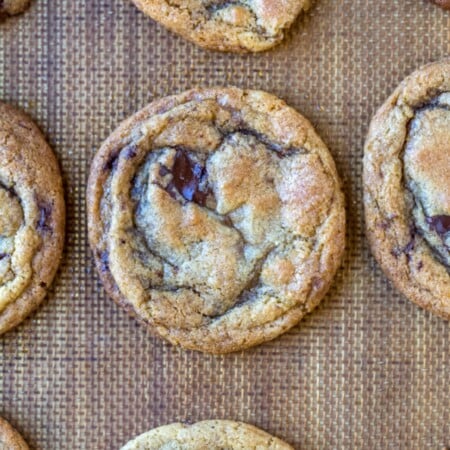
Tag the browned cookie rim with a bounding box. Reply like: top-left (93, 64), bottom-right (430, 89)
top-left (0, 0), bottom-right (31, 21)
top-left (430, 0), bottom-right (450, 10)
top-left (0, 417), bottom-right (29, 450)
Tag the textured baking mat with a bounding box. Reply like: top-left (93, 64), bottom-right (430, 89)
top-left (0, 0), bottom-right (449, 448)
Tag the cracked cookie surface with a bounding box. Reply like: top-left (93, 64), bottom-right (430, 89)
top-left (0, 417), bottom-right (29, 450)
top-left (0, 102), bottom-right (65, 335)
top-left (364, 59), bottom-right (450, 319)
top-left (120, 420), bottom-right (293, 449)
top-left (130, 0), bottom-right (311, 52)
top-left (0, 0), bottom-right (31, 20)
top-left (88, 87), bottom-right (345, 353)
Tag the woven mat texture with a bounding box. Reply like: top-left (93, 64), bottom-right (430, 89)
top-left (0, 0), bottom-right (449, 448)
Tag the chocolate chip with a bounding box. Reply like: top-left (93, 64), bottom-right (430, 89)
top-left (165, 182), bottom-right (179, 200)
top-left (37, 203), bottom-right (53, 232)
top-left (404, 239), bottom-right (415, 254)
top-left (379, 219), bottom-right (393, 231)
top-left (391, 238), bottom-right (415, 259)
top-left (158, 164), bottom-right (171, 177)
top-left (98, 250), bottom-right (110, 273)
top-left (124, 144), bottom-right (138, 160)
top-left (166, 148), bottom-right (210, 206)
top-left (426, 215), bottom-right (450, 236)
top-left (39, 281), bottom-right (47, 288)
top-left (0, 253), bottom-right (7, 260)
top-left (103, 151), bottom-right (120, 172)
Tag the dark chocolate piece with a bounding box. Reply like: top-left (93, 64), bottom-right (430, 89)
top-left (426, 215), bottom-right (450, 236)
top-left (37, 203), bottom-right (52, 232)
top-left (167, 149), bottom-right (210, 206)
top-left (124, 144), bottom-right (138, 160)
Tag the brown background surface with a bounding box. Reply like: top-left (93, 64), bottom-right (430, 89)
top-left (0, 0), bottom-right (449, 448)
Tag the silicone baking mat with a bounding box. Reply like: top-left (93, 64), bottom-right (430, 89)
top-left (0, 0), bottom-right (449, 448)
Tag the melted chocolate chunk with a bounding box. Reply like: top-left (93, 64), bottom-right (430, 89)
top-left (426, 215), bottom-right (450, 236)
top-left (167, 149), bottom-right (210, 206)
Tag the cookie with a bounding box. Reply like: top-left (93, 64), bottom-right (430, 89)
top-left (88, 87), bottom-right (345, 353)
top-left (130, 0), bottom-right (311, 52)
top-left (0, 0), bottom-right (31, 20)
top-left (0, 417), bottom-right (29, 450)
top-left (430, 0), bottom-right (450, 9)
top-left (364, 59), bottom-right (450, 319)
top-left (120, 420), bottom-right (293, 449)
top-left (0, 102), bottom-right (65, 335)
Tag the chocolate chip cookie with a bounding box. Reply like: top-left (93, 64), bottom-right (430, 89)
top-left (88, 87), bottom-right (345, 353)
top-left (120, 420), bottom-right (293, 449)
top-left (0, 417), bottom-right (29, 450)
top-left (130, 0), bottom-right (311, 52)
top-left (364, 59), bottom-right (450, 319)
top-left (0, 0), bottom-right (31, 20)
top-left (0, 102), bottom-right (65, 335)
top-left (430, 0), bottom-right (450, 9)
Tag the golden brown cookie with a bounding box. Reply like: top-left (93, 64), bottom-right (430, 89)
top-left (120, 420), bottom-right (293, 449)
top-left (0, 0), bottom-right (31, 20)
top-left (364, 59), bottom-right (450, 319)
top-left (130, 0), bottom-right (311, 52)
top-left (87, 87), bottom-right (345, 354)
top-left (0, 417), bottom-right (29, 450)
top-left (430, 0), bottom-right (450, 10)
top-left (0, 102), bottom-right (65, 335)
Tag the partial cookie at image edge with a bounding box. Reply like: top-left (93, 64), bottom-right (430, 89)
top-left (0, 102), bottom-right (65, 335)
top-left (363, 59), bottom-right (450, 319)
top-left (130, 0), bottom-right (311, 53)
top-left (120, 420), bottom-right (294, 449)
top-left (0, 417), bottom-right (29, 450)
